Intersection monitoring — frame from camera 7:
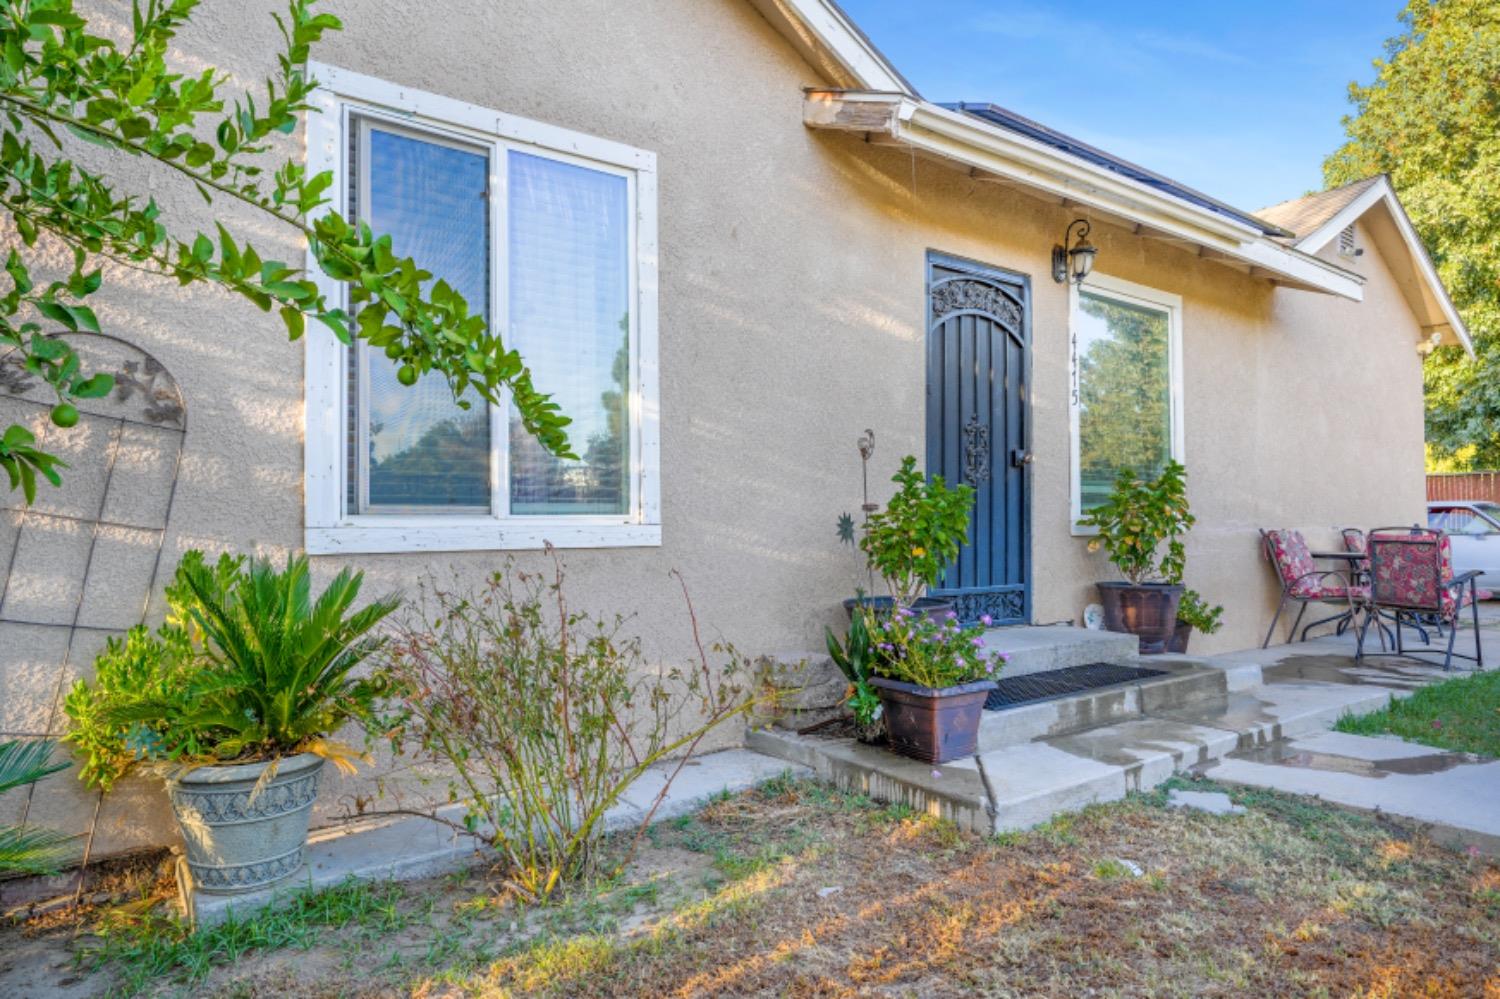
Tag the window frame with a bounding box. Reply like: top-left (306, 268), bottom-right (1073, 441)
top-left (1068, 272), bottom-right (1185, 534)
top-left (303, 64), bottom-right (661, 555)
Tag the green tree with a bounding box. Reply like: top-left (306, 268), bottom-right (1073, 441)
top-left (0, 0), bottom-right (574, 503)
top-left (1324, 0), bottom-right (1500, 468)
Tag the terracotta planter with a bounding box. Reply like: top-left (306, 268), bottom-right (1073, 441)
top-left (1167, 620), bottom-right (1192, 654)
top-left (843, 595), bottom-right (954, 622)
top-left (868, 676), bottom-right (997, 764)
top-left (1096, 582), bottom-right (1184, 655)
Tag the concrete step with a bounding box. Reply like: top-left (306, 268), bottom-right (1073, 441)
top-left (975, 661), bottom-right (1227, 751)
top-left (985, 625), bottom-right (1138, 678)
top-left (745, 727), bottom-right (994, 833)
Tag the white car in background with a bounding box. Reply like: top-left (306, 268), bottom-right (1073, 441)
top-left (1426, 501), bottom-right (1500, 589)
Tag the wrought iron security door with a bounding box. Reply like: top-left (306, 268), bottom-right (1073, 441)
top-left (925, 252), bottom-right (1031, 625)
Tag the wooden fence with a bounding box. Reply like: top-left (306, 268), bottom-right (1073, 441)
top-left (1427, 472), bottom-right (1500, 503)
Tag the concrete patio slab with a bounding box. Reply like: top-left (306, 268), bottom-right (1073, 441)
top-left (1206, 734), bottom-right (1500, 856)
top-left (185, 748), bottom-right (809, 928)
top-left (1149, 680), bottom-right (1401, 748)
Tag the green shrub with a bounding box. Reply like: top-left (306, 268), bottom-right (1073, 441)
top-left (63, 551), bottom-right (398, 790)
top-left (374, 561), bottom-right (760, 902)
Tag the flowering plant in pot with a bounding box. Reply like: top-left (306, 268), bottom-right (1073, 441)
top-left (864, 608), bottom-right (1006, 763)
top-left (842, 455), bottom-right (975, 619)
top-left (63, 551), bottom-right (397, 895)
top-left (1077, 460), bottom-right (1194, 654)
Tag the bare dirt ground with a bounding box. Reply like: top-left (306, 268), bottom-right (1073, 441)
top-left (3, 774), bottom-right (1498, 998)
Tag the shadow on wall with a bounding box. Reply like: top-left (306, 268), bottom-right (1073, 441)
top-left (0, 334), bottom-right (187, 858)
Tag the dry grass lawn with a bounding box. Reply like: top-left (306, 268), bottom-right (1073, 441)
top-left (3, 774), bottom-right (1498, 998)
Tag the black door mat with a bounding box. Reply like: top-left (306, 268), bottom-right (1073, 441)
top-left (984, 662), bottom-right (1168, 711)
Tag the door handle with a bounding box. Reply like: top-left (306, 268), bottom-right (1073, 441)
top-left (1010, 448), bottom-right (1033, 467)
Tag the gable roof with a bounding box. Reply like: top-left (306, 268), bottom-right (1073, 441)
top-left (1257, 176), bottom-right (1383, 241)
top-left (1258, 176), bottom-right (1472, 354)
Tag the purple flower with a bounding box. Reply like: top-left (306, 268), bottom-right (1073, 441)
top-left (945, 611), bottom-right (958, 620)
top-left (972, 638), bottom-right (985, 648)
top-left (980, 614), bottom-right (993, 626)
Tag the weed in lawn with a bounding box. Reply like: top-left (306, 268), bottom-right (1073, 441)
top-left (78, 877), bottom-right (417, 995)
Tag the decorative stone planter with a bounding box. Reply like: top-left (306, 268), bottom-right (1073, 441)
top-left (167, 753), bottom-right (324, 895)
top-left (869, 676), bottom-right (997, 764)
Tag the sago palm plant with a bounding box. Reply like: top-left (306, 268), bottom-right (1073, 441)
top-left (64, 552), bottom-right (400, 789)
top-left (0, 739), bottom-right (76, 875)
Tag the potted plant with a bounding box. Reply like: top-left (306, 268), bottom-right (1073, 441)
top-left (1078, 460), bottom-right (1194, 654)
top-left (1169, 588), bottom-right (1224, 653)
top-left (841, 455), bottom-right (975, 620)
top-left (63, 551), bottom-right (398, 896)
top-left (864, 608), bottom-right (1005, 763)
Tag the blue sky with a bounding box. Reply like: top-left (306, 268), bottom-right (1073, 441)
top-left (837, 1), bottom-right (1404, 212)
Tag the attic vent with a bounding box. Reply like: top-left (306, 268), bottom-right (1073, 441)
top-left (1338, 223), bottom-right (1358, 257)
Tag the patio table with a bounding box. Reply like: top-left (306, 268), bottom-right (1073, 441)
top-left (1310, 550), bottom-right (1408, 645)
top-left (1305, 551), bottom-right (1367, 638)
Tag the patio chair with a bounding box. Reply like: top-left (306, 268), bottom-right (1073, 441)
top-left (1340, 527), bottom-right (1366, 555)
top-left (1355, 527), bottom-right (1489, 671)
top-left (1260, 528), bottom-right (1365, 649)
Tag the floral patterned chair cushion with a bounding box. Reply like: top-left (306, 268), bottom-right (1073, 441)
top-left (1264, 529), bottom-right (1364, 601)
top-left (1368, 529), bottom-right (1491, 618)
top-left (1341, 528), bottom-right (1367, 555)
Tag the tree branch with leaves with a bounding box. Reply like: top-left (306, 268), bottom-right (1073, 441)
top-left (0, 0), bottom-right (573, 501)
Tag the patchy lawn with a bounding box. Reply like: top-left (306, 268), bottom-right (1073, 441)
top-left (2, 774), bottom-right (1498, 998)
top-left (1336, 666), bottom-right (1500, 757)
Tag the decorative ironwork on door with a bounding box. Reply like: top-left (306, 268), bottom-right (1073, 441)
top-left (926, 254), bottom-right (1031, 626)
top-left (962, 413), bottom-right (990, 486)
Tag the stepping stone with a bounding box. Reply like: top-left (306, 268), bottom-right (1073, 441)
top-left (1167, 788), bottom-right (1245, 816)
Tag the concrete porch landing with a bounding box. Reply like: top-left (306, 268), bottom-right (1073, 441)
top-left (749, 618), bottom-right (1495, 848)
top-left (981, 623), bottom-right (1138, 678)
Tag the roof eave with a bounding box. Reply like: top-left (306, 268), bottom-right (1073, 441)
top-left (747, 0), bottom-right (917, 96)
top-left (804, 91), bottom-right (1365, 300)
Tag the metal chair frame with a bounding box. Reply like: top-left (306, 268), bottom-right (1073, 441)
top-left (1355, 526), bottom-right (1484, 671)
top-left (1260, 529), bottom-right (1359, 649)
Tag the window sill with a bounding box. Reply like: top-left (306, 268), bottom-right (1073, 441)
top-left (305, 520), bottom-right (662, 555)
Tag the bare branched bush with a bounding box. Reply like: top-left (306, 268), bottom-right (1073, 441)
top-left (374, 556), bottom-right (760, 901)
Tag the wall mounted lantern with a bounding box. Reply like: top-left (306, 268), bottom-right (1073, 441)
top-left (1052, 218), bottom-right (1097, 285)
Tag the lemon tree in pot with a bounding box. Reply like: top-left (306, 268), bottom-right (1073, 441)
top-left (63, 551), bottom-right (397, 895)
top-left (844, 455), bottom-right (975, 620)
top-left (1078, 460), bottom-right (1194, 654)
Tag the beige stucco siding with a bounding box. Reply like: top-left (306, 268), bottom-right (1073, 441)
top-left (6, 0), bottom-right (1427, 858)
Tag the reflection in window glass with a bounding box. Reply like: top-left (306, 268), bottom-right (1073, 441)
top-left (359, 123), bottom-right (491, 510)
top-left (1076, 291), bottom-right (1171, 514)
top-left (507, 151), bottom-right (630, 516)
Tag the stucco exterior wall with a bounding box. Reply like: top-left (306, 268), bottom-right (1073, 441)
top-left (4, 0), bottom-right (1428, 859)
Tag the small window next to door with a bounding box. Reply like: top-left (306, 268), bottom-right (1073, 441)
top-left (1069, 274), bottom-right (1184, 532)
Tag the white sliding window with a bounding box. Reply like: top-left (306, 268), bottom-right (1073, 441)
top-left (303, 65), bottom-right (660, 555)
top-left (1069, 274), bottom-right (1184, 530)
